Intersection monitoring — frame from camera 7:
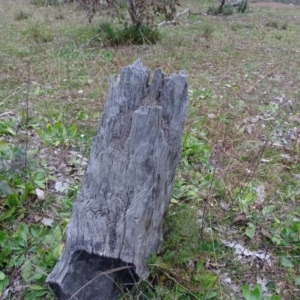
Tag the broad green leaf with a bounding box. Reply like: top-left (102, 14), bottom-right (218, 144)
top-left (53, 226), bottom-right (62, 242)
top-left (268, 296), bottom-right (281, 300)
top-left (17, 223), bottom-right (29, 242)
top-left (15, 235), bottom-right (27, 248)
top-left (53, 121), bottom-right (62, 132)
top-left (45, 124), bottom-right (53, 134)
top-left (23, 288), bottom-right (48, 299)
top-left (245, 223), bottom-right (256, 239)
top-left (242, 284), bottom-right (251, 300)
top-left (0, 140), bottom-right (8, 150)
top-left (206, 291), bottom-right (218, 299)
top-left (29, 284), bottom-right (45, 290)
top-left (252, 286), bottom-right (262, 299)
top-left (69, 124), bottom-right (77, 136)
top-left (262, 205), bottom-right (276, 216)
top-left (14, 254), bottom-right (25, 268)
top-left (5, 127), bottom-right (16, 136)
top-left (30, 272), bottom-right (43, 281)
top-left (21, 261), bottom-right (32, 282)
top-left (34, 180), bottom-right (45, 189)
top-left (295, 277), bottom-right (300, 285)
top-left (0, 180), bottom-right (12, 197)
top-left (0, 271), bottom-right (5, 280)
top-left (291, 221), bottom-right (300, 233)
top-left (0, 232), bottom-right (7, 246)
top-left (0, 207), bottom-right (16, 221)
top-left (196, 261), bottom-right (204, 272)
top-left (6, 193), bottom-right (20, 208)
top-left (244, 192), bottom-right (255, 204)
top-left (32, 172), bottom-right (46, 189)
top-left (0, 274), bottom-right (9, 293)
top-left (271, 234), bottom-right (281, 245)
top-left (281, 227), bottom-right (289, 239)
top-left (53, 243), bottom-right (64, 260)
top-left (280, 256), bottom-right (294, 268)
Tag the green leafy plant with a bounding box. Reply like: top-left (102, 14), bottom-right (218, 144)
top-left (0, 119), bottom-right (16, 136)
top-left (0, 271), bottom-right (9, 294)
top-left (23, 23), bottom-right (54, 43)
top-left (14, 10), bottom-right (30, 21)
top-left (242, 284), bottom-right (262, 300)
top-left (37, 121), bottom-right (78, 147)
top-left (222, 6), bottom-right (234, 15)
top-left (202, 23), bottom-right (214, 45)
top-left (265, 21), bottom-right (279, 29)
top-left (0, 146), bottom-right (47, 223)
top-left (271, 221), bottom-right (300, 248)
top-left (207, 5), bottom-right (223, 16)
top-left (98, 22), bottom-right (161, 46)
top-left (30, 0), bottom-right (61, 6)
top-left (1, 0), bottom-right (300, 298)
top-left (190, 88), bottom-right (213, 100)
top-left (242, 283), bottom-right (281, 300)
top-left (181, 133), bottom-right (211, 167)
top-left (0, 223), bottom-right (64, 299)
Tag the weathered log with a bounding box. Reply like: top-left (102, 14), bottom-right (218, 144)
top-left (47, 59), bottom-right (188, 299)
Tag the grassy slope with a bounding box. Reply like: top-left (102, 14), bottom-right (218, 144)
top-left (0, 0), bottom-right (300, 299)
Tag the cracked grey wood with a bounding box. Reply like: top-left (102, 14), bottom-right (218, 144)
top-left (47, 59), bottom-right (188, 299)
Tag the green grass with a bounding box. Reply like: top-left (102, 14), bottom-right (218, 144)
top-left (14, 10), bottom-right (30, 20)
top-left (97, 22), bottom-right (161, 46)
top-left (1, 0), bottom-right (300, 299)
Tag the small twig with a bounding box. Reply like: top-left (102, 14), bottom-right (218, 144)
top-left (246, 65), bottom-right (280, 93)
top-left (22, 60), bottom-right (35, 189)
top-left (188, 11), bottom-right (206, 16)
top-left (201, 121), bottom-right (230, 240)
top-left (176, 8), bottom-right (190, 18)
top-left (68, 265), bottom-right (135, 300)
top-left (79, 34), bottom-right (102, 50)
top-left (158, 8), bottom-right (191, 27)
top-left (152, 266), bottom-right (200, 299)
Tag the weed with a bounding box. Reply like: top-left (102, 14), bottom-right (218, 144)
top-left (231, 23), bottom-right (242, 31)
top-left (281, 23), bottom-right (288, 30)
top-left (30, 0), bottom-right (61, 6)
top-left (202, 23), bottom-right (214, 44)
top-left (222, 6), bottom-right (234, 15)
top-left (97, 22), bottom-right (161, 46)
top-left (207, 5), bottom-right (234, 16)
top-left (1, 0), bottom-right (300, 299)
top-left (265, 20), bottom-right (279, 29)
top-left (207, 5), bottom-right (223, 15)
top-left (23, 23), bottom-right (54, 43)
top-left (14, 10), bottom-right (30, 21)
top-left (55, 12), bottom-right (64, 20)
top-left (37, 121), bottom-right (78, 147)
top-left (242, 283), bottom-right (281, 300)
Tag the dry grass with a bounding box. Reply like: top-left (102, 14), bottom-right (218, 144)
top-left (1, 0), bottom-right (300, 299)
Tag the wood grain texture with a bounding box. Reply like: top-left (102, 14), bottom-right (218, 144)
top-left (47, 59), bottom-right (188, 299)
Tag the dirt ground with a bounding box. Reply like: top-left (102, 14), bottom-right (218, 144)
top-left (250, 1), bottom-right (300, 8)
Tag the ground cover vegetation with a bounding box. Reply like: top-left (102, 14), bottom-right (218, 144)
top-left (0, 0), bottom-right (300, 299)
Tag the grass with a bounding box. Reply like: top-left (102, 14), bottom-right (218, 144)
top-left (1, 0), bottom-right (300, 299)
top-left (97, 22), bottom-right (161, 46)
top-left (14, 10), bottom-right (30, 20)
